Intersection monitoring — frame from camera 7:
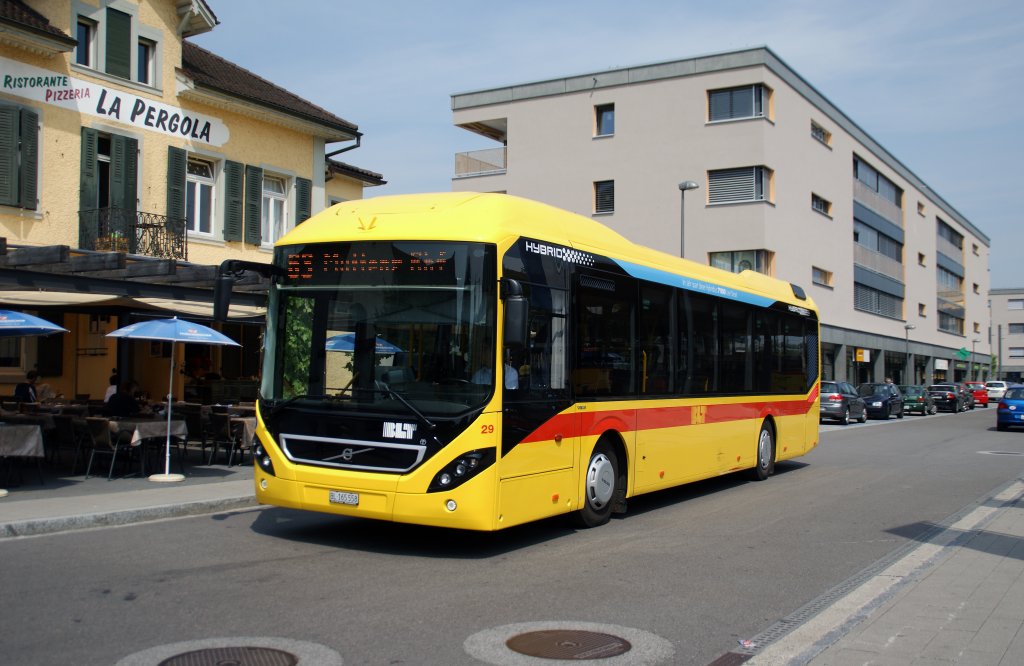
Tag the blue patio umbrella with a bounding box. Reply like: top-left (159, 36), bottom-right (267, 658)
top-left (0, 309), bottom-right (68, 337)
top-left (326, 332), bottom-right (402, 354)
top-left (107, 317), bottom-right (239, 482)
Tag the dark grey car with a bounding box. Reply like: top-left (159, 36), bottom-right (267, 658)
top-left (820, 380), bottom-right (867, 425)
top-left (857, 382), bottom-right (905, 420)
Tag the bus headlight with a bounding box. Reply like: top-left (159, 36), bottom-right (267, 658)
top-left (254, 440), bottom-right (276, 476)
top-left (427, 448), bottom-right (495, 492)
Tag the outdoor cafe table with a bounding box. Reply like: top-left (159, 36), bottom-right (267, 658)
top-left (109, 418), bottom-right (187, 475)
top-left (0, 423), bottom-right (44, 485)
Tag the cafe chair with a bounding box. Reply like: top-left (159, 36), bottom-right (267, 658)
top-left (206, 412), bottom-right (241, 466)
top-left (177, 404), bottom-right (207, 462)
top-left (84, 418), bottom-right (134, 480)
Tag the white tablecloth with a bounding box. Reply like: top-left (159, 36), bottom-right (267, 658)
top-left (0, 424), bottom-right (44, 457)
top-left (110, 419), bottom-right (187, 446)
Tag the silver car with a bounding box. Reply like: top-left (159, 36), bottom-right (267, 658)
top-left (987, 381), bottom-right (1010, 401)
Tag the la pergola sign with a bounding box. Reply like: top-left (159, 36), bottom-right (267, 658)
top-left (1, 56), bottom-right (229, 146)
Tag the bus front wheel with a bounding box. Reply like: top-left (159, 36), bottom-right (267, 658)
top-left (751, 422), bottom-right (775, 481)
top-left (575, 442), bottom-right (618, 528)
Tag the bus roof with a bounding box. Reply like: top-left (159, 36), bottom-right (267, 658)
top-left (280, 192), bottom-right (816, 312)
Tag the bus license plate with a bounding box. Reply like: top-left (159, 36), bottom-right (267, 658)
top-left (329, 490), bottom-right (359, 506)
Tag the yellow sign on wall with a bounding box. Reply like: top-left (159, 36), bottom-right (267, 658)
top-left (855, 348), bottom-right (871, 363)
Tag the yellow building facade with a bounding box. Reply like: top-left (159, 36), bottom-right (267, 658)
top-left (0, 0), bottom-right (383, 401)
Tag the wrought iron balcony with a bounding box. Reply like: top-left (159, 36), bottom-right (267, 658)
top-left (79, 208), bottom-right (188, 260)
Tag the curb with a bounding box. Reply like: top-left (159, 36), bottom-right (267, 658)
top-left (0, 495), bottom-right (259, 539)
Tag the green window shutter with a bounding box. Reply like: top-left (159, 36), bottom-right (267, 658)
top-left (295, 177), bottom-right (311, 224)
top-left (110, 134), bottom-right (137, 212)
top-left (105, 8), bottom-right (131, 79)
top-left (222, 160), bottom-right (243, 241)
top-left (0, 106), bottom-right (18, 207)
top-left (166, 146), bottom-right (185, 222)
top-left (18, 108), bottom-right (37, 210)
top-left (244, 165), bottom-right (263, 245)
top-left (79, 128), bottom-right (99, 249)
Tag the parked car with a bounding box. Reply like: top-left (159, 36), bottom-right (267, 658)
top-left (898, 384), bottom-right (936, 415)
top-left (963, 381), bottom-right (989, 408)
top-left (996, 385), bottom-right (1024, 431)
top-left (928, 384), bottom-right (965, 412)
top-left (987, 380), bottom-right (1010, 401)
top-left (857, 382), bottom-right (904, 419)
top-left (957, 383), bottom-right (976, 409)
top-left (819, 380), bottom-right (867, 425)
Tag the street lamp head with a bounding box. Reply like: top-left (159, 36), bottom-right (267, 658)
top-left (904, 324), bottom-right (916, 331)
top-left (679, 180), bottom-right (699, 192)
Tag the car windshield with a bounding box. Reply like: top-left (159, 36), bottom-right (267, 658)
top-left (1005, 388), bottom-right (1024, 400)
top-left (857, 384), bottom-right (888, 396)
top-left (822, 382), bottom-right (838, 392)
top-left (900, 386), bottom-right (922, 395)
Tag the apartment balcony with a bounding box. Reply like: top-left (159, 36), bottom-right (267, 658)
top-left (853, 243), bottom-right (904, 282)
top-left (853, 179), bottom-right (903, 228)
top-left (79, 208), bottom-right (188, 260)
top-left (454, 147), bottom-right (506, 178)
top-left (936, 234), bottom-right (963, 262)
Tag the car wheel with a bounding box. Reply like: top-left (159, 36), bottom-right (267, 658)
top-left (839, 406), bottom-right (850, 426)
top-left (750, 421), bottom-right (775, 481)
top-left (574, 441), bottom-right (619, 528)
top-left (858, 409), bottom-right (867, 423)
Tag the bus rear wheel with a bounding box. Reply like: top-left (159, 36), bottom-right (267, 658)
top-left (575, 441), bottom-right (618, 528)
top-left (751, 421), bottom-right (775, 481)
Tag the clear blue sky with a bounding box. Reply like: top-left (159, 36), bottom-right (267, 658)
top-left (193, 0), bottom-right (1024, 288)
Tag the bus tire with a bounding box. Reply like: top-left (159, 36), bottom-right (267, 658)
top-left (751, 421), bottom-right (775, 481)
top-left (575, 441), bottom-right (618, 528)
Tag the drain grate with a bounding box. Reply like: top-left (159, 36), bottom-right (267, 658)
top-left (158, 647), bottom-right (298, 666)
top-left (506, 629), bottom-right (632, 660)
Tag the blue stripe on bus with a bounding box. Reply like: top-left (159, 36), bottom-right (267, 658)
top-left (613, 259), bottom-right (776, 308)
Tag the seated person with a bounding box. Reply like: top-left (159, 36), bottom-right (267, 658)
top-left (471, 362), bottom-right (519, 390)
top-left (13, 370), bottom-right (38, 402)
top-left (106, 381), bottom-right (142, 417)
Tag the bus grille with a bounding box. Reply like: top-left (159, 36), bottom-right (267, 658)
top-left (279, 433), bottom-right (425, 473)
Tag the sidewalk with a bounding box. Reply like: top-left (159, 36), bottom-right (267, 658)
top-left (0, 456), bottom-right (258, 538)
top-left (747, 477), bottom-right (1024, 665)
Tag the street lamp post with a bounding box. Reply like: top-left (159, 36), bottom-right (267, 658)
top-left (904, 324), bottom-right (916, 384)
top-left (678, 180), bottom-right (699, 258)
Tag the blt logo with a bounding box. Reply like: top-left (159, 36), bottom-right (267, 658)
top-left (383, 422), bottom-right (417, 439)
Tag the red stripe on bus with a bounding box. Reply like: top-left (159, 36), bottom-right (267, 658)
top-left (520, 388), bottom-right (819, 444)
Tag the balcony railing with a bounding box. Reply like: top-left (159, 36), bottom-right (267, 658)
top-left (454, 147), bottom-right (506, 177)
top-left (853, 243), bottom-right (904, 282)
top-left (853, 179), bottom-right (903, 228)
top-left (79, 208), bottom-right (188, 260)
top-left (936, 234), bottom-right (963, 263)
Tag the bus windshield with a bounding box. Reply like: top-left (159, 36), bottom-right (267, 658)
top-left (261, 241), bottom-right (497, 417)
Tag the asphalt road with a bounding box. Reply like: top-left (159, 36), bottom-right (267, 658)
top-left (2, 408), bottom-right (1022, 665)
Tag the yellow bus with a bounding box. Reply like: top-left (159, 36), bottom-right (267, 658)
top-left (218, 193), bottom-right (820, 530)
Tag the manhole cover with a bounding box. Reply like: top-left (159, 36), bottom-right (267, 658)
top-left (158, 647), bottom-right (298, 666)
top-left (506, 629), bottom-right (631, 660)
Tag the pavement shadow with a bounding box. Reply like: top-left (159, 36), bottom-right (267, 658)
top-left (886, 515), bottom-right (1024, 562)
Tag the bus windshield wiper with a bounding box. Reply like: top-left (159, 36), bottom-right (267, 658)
top-left (264, 393), bottom-right (325, 416)
top-left (375, 381), bottom-right (436, 431)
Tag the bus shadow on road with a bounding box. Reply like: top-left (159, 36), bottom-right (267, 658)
top-left (247, 461), bottom-right (809, 556)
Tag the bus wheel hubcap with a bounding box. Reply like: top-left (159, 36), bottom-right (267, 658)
top-left (586, 454), bottom-right (615, 509)
top-left (758, 431), bottom-right (772, 468)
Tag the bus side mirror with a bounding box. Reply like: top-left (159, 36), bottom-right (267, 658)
top-left (502, 278), bottom-right (528, 349)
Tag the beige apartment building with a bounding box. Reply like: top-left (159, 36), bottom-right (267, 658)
top-left (990, 289), bottom-right (1024, 383)
top-left (451, 46), bottom-right (990, 386)
top-left (0, 0), bottom-right (382, 401)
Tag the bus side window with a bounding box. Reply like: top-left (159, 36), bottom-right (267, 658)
top-left (507, 284), bottom-right (568, 401)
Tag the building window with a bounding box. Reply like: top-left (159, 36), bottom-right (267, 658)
top-left (708, 166), bottom-right (771, 204)
top-left (593, 180), bottom-right (614, 214)
top-left (185, 157), bottom-right (215, 235)
top-left (812, 266), bottom-right (832, 287)
top-left (938, 311), bottom-right (964, 335)
top-left (137, 38), bottom-right (155, 85)
top-left (937, 218), bottom-right (964, 251)
top-left (918, 303), bottom-right (927, 317)
top-left (973, 283), bottom-right (980, 295)
top-left (261, 175), bottom-right (288, 246)
top-left (917, 201), bottom-right (926, 216)
top-left (918, 252), bottom-right (926, 267)
top-left (105, 7), bottom-right (132, 79)
top-left (1010, 347), bottom-right (1024, 358)
top-left (0, 104), bottom-right (39, 210)
top-left (810, 121), bottom-right (831, 146)
top-left (1008, 299), bottom-right (1024, 310)
top-left (75, 18), bottom-right (95, 67)
top-left (972, 243), bottom-right (979, 256)
top-left (594, 104), bottom-right (614, 137)
top-left (974, 322), bottom-right (981, 334)
top-left (811, 193), bottom-right (832, 216)
top-left (854, 156), bottom-right (902, 208)
top-left (1008, 323), bottom-right (1024, 335)
top-left (708, 84), bottom-right (770, 122)
top-left (710, 249), bottom-right (772, 275)
top-left (854, 283), bottom-right (902, 319)
top-left (854, 220), bottom-right (903, 262)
